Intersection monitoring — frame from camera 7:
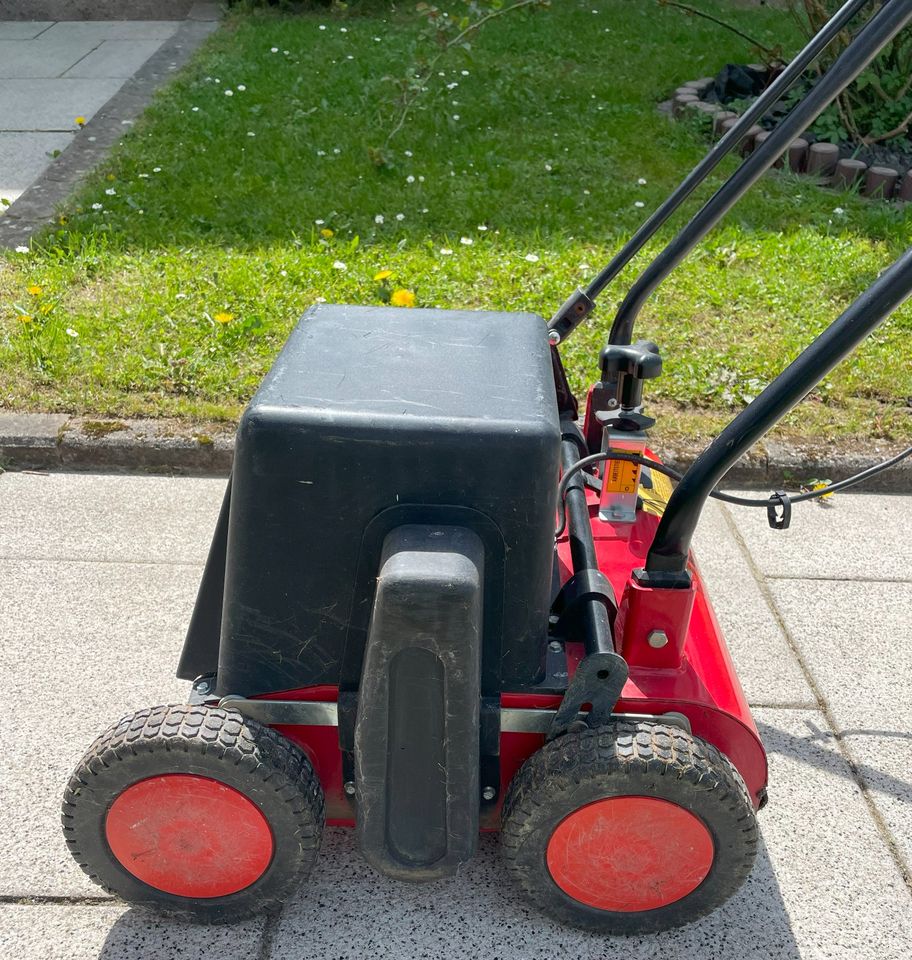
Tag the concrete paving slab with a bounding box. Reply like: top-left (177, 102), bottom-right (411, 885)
top-left (0, 559), bottom-right (198, 896)
top-left (726, 493), bottom-right (912, 581)
top-left (0, 472), bottom-right (225, 563)
top-left (0, 22), bottom-right (54, 40)
top-left (0, 132), bottom-right (74, 205)
top-left (61, 40), bottom-right (164, 79)
top-left (0, 36), bottom-right (102, 79)
top-left (692, 501), bottom-right (814, 707)
top-left (41, 21), bottom-right (182, 42)
top-left (769, 578), bottom-right (912, 867)
top-left (0, 561), bottom-right (202, 896)
top-left (0, 903), bottom-right (264, 960)
top-left (269, 709), bottom-right (912, 960)
top-left (0, 78), bottom-right (124, 130)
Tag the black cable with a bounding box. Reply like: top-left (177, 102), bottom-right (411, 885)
top-left (555, 446), bottom-right (912, 538)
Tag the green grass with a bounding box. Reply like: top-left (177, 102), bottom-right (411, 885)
top-left (1, 0), bottom-right (911, 445)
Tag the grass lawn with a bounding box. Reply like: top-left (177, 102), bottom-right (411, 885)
top-left (1, 0), bottom-right (910, 446)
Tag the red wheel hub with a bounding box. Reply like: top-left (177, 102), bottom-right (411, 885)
top-left (546, 796), bottom-right (714, 912)
top-left (105, 774), bottom-right (274, 898)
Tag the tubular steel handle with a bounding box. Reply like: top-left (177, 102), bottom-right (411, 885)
top-left (548, 0), bottom-right (873, 343)
top-left (645, 244), bottom-right (912, 578)
top-left (609, 0), bottom-right (912, 347)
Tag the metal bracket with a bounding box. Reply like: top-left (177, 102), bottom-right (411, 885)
top-left (550, 569), bottom-right (617, 640)
top-left (546, 651), bottom-right (629, 741)
top-left (503, 709), bottom-right (691, 735)
top-left (206, 692), bottom-right (691, 739)
top-left (218, 695), bottom-right (339, 726)
top-left (189, 674), bottom-right (217, 705)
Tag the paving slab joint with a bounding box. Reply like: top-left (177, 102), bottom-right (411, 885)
top-left (0, 15), bottom-right (220, 249)
top-left (718, 502), bottom-right (912, 895)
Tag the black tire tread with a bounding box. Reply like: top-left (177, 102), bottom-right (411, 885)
top-left (61, 704), bottom-right (324, 922)
top-left (501, 721), bottom-right (758, 933)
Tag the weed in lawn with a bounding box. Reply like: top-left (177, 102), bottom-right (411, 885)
top-left (0, 0), bottom-right (910, 444)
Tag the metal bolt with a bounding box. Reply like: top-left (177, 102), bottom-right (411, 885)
top-left (606, 398), bottom-right (619, 409)
top-left (482, 786), bottom-right (496, 801)
top-left (647, 630), bottom-right (669, 649)
top-left (195, 680), bottom-right (210, 694)
top-left (548, 640), bottom-right (562, 653)
top-left (343, 781), bottom-right (356, 796)
top-left (548, 330), bottom-right (561, 346)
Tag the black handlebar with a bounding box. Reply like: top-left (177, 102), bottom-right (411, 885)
top-left (548, 0), bottom-right (873, 344)
top-left (645, 244), bottom-right (912, 579)
top-left (609, 0), bottom-right (912, 347)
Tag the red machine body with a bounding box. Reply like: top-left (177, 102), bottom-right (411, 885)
top-left (258, 447), bottom-right (767, 827)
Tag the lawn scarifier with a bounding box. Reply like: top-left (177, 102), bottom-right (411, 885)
top-left (62, 0), bottom-right (912, 934)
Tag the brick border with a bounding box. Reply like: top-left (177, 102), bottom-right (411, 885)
top-left (668, 75), bottom-right (912, 202)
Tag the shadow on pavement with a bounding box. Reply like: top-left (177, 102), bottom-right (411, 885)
top-left (95, 826), bottom-right (800, 959)
top-left (757, 717), bottom-right (912, 809)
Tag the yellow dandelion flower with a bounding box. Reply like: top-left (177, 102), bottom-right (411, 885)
top-left (75, 116), bottom-right (86, 127)
top-left (373, 270), bottom-right (393, 281)
top-left (18, 314), bottom-right (33, 324)
top-left (320, 228), bottom-right (334, 239)
top-left (810, 480), bottom-right (834, 501)
top-left (390, 288), bottom-right (416, 308)
top-left (106, 174), bottom-right (116, 182)
top-left (214, 311), bottom-right (234, 325)
top-left (27, 284), bottom-right (43, 296)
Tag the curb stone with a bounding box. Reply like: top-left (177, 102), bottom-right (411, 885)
top-left (0, 415), bottom-right (233, 476)
top-left (0, 7), bottom-right (221, 250)
top-left (0, 413), bottom-right (909, 490)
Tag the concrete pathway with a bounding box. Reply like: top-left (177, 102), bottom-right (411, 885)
top-left (0, 20), bottom-right (181, 211)
top-left (0, 472), bottom-right (909, 958)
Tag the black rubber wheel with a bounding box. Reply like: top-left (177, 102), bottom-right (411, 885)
top-left (62, 704), bottom-right (324, 923)
top-left (501, 720), bottom-right (758, 933)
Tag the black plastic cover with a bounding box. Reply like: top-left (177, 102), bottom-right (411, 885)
top-left (180, 304), bottom-right (560, 695)
top-left (354, 525), bottom-right (483, 880)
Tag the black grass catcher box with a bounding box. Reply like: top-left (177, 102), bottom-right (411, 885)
top-left (179, 303), bottom-right (561, 701)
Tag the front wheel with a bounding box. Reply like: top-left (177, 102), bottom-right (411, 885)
top-left (500, 720), bottom-right (758, 933)
top-left (62, 704), bottom-right (324, 922)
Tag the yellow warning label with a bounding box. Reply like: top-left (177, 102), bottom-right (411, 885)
top-left (604, 456), bottom-right (641, 494)
top-left (640, 468), bottom-right (674, 517)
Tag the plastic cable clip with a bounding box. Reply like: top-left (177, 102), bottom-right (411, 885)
top-left (767, 491), bottom-right (792, 530)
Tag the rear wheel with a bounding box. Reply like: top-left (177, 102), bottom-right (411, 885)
top-left (62, 704), bottom-right (324, 922)
top-left (501, 720), bottom-right (758, 933)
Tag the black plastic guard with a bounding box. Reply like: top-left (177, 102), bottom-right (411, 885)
top-left (176, 479), bottom-right (231, 681)
top-left (354, 525), bottom-right (484, 881)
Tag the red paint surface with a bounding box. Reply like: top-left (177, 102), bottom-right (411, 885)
top-left (546, 796), bottom-right (714, 911)
top-left (105, 774), bottom-right (274, 897)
